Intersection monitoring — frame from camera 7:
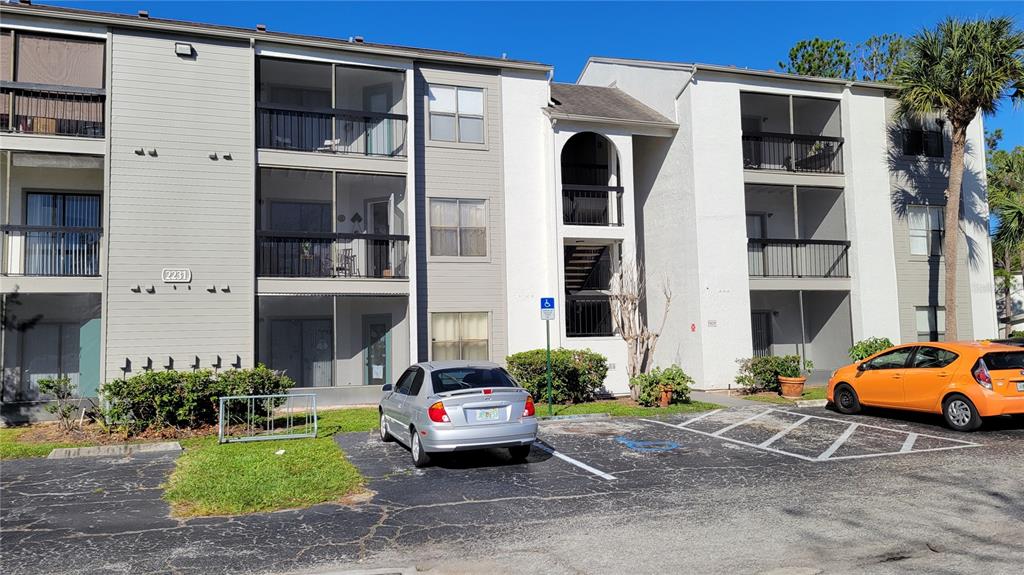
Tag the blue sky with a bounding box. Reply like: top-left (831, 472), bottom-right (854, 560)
top-left (52, 0), bottom-right (1024, 149)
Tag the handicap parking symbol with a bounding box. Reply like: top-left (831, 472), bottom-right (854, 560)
top-left (615, 436), bottom-right (679, 453)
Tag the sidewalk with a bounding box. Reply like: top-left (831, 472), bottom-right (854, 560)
top-left (690, 390), bottom-right (752, 408)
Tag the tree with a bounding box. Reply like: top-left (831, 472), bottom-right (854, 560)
top-left (854, 34), bottom-right (908, 81)
top-left (989, 140), bottom-right (1024, 333)
top-left (609, 260), bottom-right (671, 398)
top-left (778, 38), bottom-right (854, 79)
top-left (893, 17), bottom-right (1024, 340)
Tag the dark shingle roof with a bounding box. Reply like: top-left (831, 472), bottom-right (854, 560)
top-left (548, 83), bottom-right (675, 126)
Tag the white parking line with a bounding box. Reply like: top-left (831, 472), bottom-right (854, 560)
top-left (817, 423), bottom-right (859, 460)
top-left (675, 408), bottom-right (723, 428)
top-left (641, 418), bottom-right (818, 462)
top-left (534, 442), bottom-right (617, 481)
top-left (759, 415), bottom-right (812, 448)
top-left (900, 433), bottom-right (919, 453)
top-left (710, 409), bottom-right (773, 437)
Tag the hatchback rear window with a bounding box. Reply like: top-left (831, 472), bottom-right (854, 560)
top-left (983, 352), bottom-right (1024, 370)
top-left (431, 368), bottom-right (517, 394)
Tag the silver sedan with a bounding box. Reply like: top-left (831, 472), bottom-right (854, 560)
top-left (378, 361), bottom-right (538, 467)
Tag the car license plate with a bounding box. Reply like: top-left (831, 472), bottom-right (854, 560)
top-left (476, 408), bottom-right (500, 422)
top-left (1017, 381), bottom-right (1024, 392)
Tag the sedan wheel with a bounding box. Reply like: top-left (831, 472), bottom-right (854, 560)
top-left (943, 395), bottom-right (982, 432)
top-left (833, 384), bottom-right (861, 415)
top-left (410, 429), bottom-right (431, 468)
top-left (379, 412), bottom-right (393, 443)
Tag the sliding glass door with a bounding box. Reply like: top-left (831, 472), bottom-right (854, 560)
top-left (25, 192), bottom-right (101, 276)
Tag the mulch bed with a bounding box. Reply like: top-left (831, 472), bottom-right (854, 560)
top-left (17, 422), bottom-right (217, 445)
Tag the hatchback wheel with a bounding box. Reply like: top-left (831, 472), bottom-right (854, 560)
top-left (379, 412), bottom-right (393, 443)
top-left (508, 444), bottom-right (531, 461)
top-left (410, 429), bottom-right (431, 468)
top-left (943, 395), bottom-right (982, 432)
top-left (833, 383), bottom-right (861, 415)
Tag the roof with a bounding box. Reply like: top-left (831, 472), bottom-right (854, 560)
top-left (0, 2), bottom-right (551, 72)
top-left (547, 83), bottom-right (676, 128)
top-left (583, 56), bottom-right (896, 91)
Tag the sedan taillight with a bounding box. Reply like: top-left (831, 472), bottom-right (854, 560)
top-left (523, 395), bottom-right (535, 418)
top-left (428, 401), bottom-right (450, 423)
top-left (973, 359), bottom-right (993, 390)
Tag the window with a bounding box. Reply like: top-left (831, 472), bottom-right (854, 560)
top-left (902, 129), bottom-right (943, 158)
top-left (431, 312), bottom-right (488, 360)
top-left (916, 306), bottom-right (946, 342)
top-left (908, 205), bottom-right (944, 256)
top-left (394, 368), bottom-right (416, 395)
top-left (429, 199), bottom-right (486, 257)
top-left (981, 352), bottom-right (1024, 370)
top-left (427, 85), bottom-right (484, 144)
top-left (430, 367), bottom-right (517, 394)
top-left (409, 368), bottom-right (425, 396)
top-left (21, 323), bottom-right (81, 399)
top-left (864, 347), bottom-right (913, 370)
top-left (912, 346), bottom-right (958, 369)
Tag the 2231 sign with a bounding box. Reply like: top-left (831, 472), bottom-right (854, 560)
top-left (161, 268), bottom-right (192, 283)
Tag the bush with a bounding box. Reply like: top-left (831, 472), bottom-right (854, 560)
top-left (100, 365), bottom-right (294, 435)
top-left (1009, 330), bottom-right (1024, 339)
top-left (505, 348), bottom-right (608, 404)
top-left (848, 337), bottom-right (895, 361)
top-left (38, 376), bottom-right (78, 432)
top-left (631, 365), bottom-right (694, 407)
top-left (735, 355), bottom-right (813, 393)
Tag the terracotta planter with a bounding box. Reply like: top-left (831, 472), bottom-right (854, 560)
top-left (778, 376), bottom-right (806, 399)
top-left (659, 388), bottom-right (673, 408)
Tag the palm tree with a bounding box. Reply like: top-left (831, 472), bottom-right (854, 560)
top-left (893, 17), bottom-right (1024, 339)
top-left (990, 148), bottom-right (1024, 333)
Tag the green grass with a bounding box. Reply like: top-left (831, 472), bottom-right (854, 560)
top-left (743, 387), bottom-right (828, 406)
top-left (0, 427), bottom-right (89, 460)
top-left (537, 399), bottom-right (722, 418)
top-left (164, 407), bottom-right (378, 517)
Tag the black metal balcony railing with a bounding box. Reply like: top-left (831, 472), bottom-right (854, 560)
top-left (742, 132), bottom-right (844, 174)
top-left (1, 225), bottom-right (102, 277)
top-left (566, 296), bottom-right (615, 337)
top-left (747, 238), bottom-right (851, 278)
top-left (257, 231), bottom-right (409, 279)
top-left (0, 82), bottom-right (105, 138)
top-left (563, 186), bottom-right (624, 226)
top-left (257, 103), bottom-right (407, 157)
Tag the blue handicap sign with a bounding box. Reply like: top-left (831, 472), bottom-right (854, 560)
top-left (615, 436), bottom-right (679, 453)
top-left (540, 297), bottom-right (555, 310)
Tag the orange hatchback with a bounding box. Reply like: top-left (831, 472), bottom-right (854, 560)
top-left (827, 341), bottom-right (1024, 431)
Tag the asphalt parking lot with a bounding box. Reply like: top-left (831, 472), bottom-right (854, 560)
top-left (2, 404), bottom-right (1023, 575)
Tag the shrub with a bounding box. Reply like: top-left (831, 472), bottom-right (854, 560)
top-left (505, 348), bottom-right (608, 404)
top-left (631, 365), bottom-right (694, 407)
top-left (1009, 330), bottom-right (1024, 339)
top-left (735, 355), bottom-right (813, 393)
top-left (100, 366), bottom-right (294, 435)
top-left (848, 337), bottom-right (895, 361)
top-left (38, 376), bottom-right (78, 432)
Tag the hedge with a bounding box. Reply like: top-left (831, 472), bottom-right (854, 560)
top-left (505, 348), bottom-right (608, 404)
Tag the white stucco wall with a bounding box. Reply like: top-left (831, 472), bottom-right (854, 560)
top-left (964, 114), bottom-right (998, 339)
top-left (842, 87), bottom-right (902, 343)
top-left (500, 70), bottom-right (556, 357)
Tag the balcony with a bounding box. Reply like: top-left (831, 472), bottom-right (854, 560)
top-left (1, 83), bottom-right (105, 138)
top-left (561, 133), bottom-right (624, 227)
top-left (564, 242), bottom-right (618, 337)
top-left (257, 58), bottom-right (407, 158)
top-left (257, 231), bottom-right (408, 279)
top-left (740, 92), bottom-right (843, 175)
top-left (747, 238), bottom-right (850, 278)
top-left (1, 225), bottom-right (102, 277)
top-left (562, 186), bottom-right (624, 226)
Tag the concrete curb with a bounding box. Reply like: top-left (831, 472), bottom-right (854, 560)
top-left (537, 413), bottom-right (612, 423)
top-left (47, 441), bottom-right (182, 459)
top-left (795, 399), bottom-right (828, 408)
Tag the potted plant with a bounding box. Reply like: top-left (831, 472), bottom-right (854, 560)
top-left (778, 356), bottom-right (814, 399)
top-left (659, 384), bottom-right (673, 408)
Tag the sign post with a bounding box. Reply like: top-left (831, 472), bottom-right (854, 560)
top-left (540, 297), bottom-right (556, 416)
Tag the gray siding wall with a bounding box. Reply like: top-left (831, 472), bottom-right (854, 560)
top-left (413, 64), bottom-right (507, 362)
top-left (104, 31), bottom-right (254, 379)
top-left (885, 99), bottom-right (973, 342)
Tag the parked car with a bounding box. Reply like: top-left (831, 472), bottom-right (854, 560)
top-left (827, 341), bottom-right (1024, 431)
top-left (378, 361), bottom-right (538, 467)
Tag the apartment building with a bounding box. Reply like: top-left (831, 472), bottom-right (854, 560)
top-left (0, 3), bottom-right (997, 419)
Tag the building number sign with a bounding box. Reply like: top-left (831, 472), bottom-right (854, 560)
top-left (161, 268), bottom-right (192, 283)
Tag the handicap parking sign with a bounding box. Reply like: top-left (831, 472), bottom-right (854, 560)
top-left (540, 297), bottom-right (556, 320)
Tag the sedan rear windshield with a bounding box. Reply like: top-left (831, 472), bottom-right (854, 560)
top-left (431, 368), bottom-right (517, 394)
top-left (983, 352), bottom-right (1024, 370)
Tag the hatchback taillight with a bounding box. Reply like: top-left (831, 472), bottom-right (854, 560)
top-left (428, 401), bottom-right (450, 423)
top-left (523, 395), bottom-right (535, 418)
top-left (973, 359), bottom-right (993, 390)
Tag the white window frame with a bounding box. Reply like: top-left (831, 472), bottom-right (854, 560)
top-left (908, 205), bottom-right (944, 257)
top-left (915, 306), bottom-right (946, 342)
top-left (426, 84), bottom-right (486, 146)
top-left (430, 311), bottom-right (490, 361)
top-left (428, 197), bottom-right (488, 260)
